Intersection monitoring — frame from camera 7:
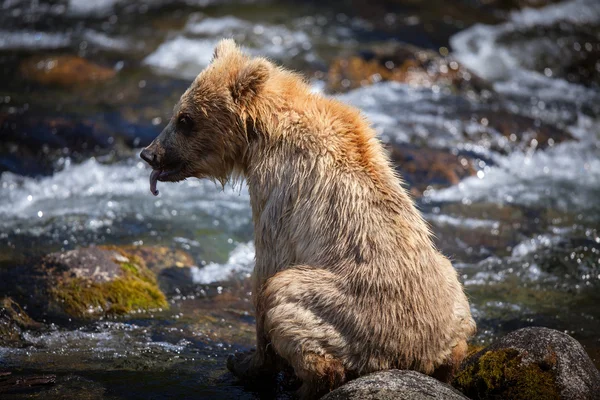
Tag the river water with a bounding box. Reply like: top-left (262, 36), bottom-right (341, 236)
top-left (0, 0), bottom-right (599, 398)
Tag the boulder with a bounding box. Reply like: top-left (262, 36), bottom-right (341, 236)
top-left (321, 370), bottom-right (469, 400)
top-left (453, 327), bottom-right (600, 400)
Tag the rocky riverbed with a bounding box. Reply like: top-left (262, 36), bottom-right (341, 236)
top-left (0, 0), bottom-right (599, 398)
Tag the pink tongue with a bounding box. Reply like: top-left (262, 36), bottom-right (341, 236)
top-left (149, 170), bottom-right (161, 196)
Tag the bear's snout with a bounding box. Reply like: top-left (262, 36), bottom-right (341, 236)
top-left (140, 147), bottom-right (158, 168)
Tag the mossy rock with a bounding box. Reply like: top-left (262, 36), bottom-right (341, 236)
top-left (110, 246), bottom-right (194, 272)
top-left (454, 348), bottom-right (559, 399)
top-left (106, 245), bottom-right (196, 295)
top-left (41, 247), bottom-right (168, 319)
top-left (453, 327), bottom-right (600, 399)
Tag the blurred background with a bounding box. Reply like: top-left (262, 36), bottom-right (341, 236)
top-left (0, 0), bottom-right (599, 398)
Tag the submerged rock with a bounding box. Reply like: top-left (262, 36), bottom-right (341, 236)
top-left (0, 112), bottom-right (115, 176)
top-left (457, 110), bottom-right (574, 153)
top-left (327, 43), bottom-right (490, 94)
top-left (454, 327), bottom-right (600, 400)
top-left (20, 55), bottom-right (116, 86)
top-left (35, 246), bottom-right (168, 319)
top-left (320, 370), bottom-right (468, 400)
top-left (387, 144), bottom-right (476, 195)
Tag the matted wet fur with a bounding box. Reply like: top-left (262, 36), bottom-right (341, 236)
top-left (141, 39), bottom-right (476, 399)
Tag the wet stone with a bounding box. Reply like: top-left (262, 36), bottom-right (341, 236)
top-left (454, 327), bottom-right (600, 400)
top-left (320, 370), bottom-right (469, 400)
top-left (0, 297), bottom-right (43, 347)
top-left (327, 43), bottom-right (491, 94)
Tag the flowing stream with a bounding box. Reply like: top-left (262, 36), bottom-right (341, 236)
top-left (0, 0), bottom-right (599, 398)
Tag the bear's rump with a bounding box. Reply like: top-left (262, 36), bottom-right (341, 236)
top-left (260, 265), bottom-right (465, 375)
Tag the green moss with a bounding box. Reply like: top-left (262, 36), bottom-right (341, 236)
top-left (466, 343), bottom-right (485, 358)
top-left (453, 349), bottom-right (560, 400)
top-left (50, 250), bottom-right (168, 318)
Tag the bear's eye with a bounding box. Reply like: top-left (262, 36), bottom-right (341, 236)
top-left (177, 114), bottom-right (193, 135)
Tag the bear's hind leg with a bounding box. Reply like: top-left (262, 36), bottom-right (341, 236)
top-left (260, 267), bottom-right (350, 399)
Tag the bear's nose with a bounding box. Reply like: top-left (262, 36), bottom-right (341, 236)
top-left (140, 148), bottom-right (157, 167)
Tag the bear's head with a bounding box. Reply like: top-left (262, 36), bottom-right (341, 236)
top-left (140, 39), bottom-right (271, 195)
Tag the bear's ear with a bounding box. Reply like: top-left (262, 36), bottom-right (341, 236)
top-left (212, 38), bottom-right (239, 60)
top-left (230, 59), bottom-right (270, 104)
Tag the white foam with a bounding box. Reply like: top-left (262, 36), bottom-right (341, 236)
top-left (143, 36), bottom-right (218, 79)
top-left (68, 0), bottom-right (121, 16)
top-left (144, 15), bottom-right (314, 79)
top-left (492, 69), bottom-right (600, 109)
top-left (191, 241), bottom-right (255, 284)
top-left (426, 214), bottom-right (499, 230)
top-left (185, 15), bottom-right (312, 59)
top-left (186, 15), bottom-right (250, 36)
top-left (10, 322), bottom-right (186, 359)
top-left (336, 82), bottom-right (495, 150)
top-left (510, 234), bottom-right (563, 258)
top-left (83, 29), bottom-right (137, 52)
top-left (429, 140), bottom-right (600, 212)
top-left (0, 157), bottom-right (251, 233)
top-left (0, 30), bottom-right (70, 50)
top-left (511, 0), bottom-right (600, 26)
top-left (451, 0), bottom-right (600, 84)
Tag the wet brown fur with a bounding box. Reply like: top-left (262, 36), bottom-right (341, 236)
top-left (142, 39), bottom-right (476, 399)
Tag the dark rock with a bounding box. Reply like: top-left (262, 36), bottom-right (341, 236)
top-left (387, 144), bottom-right (476, 196)
top-left (454, 327), bottom-right (600, 400)
top-left (327, 43), bottom-right (491, 94)
top-left (320, 370), bottom-right (469, 400)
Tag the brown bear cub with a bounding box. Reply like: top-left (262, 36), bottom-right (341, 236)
top-left (141, 39), bottom-right (476, 399)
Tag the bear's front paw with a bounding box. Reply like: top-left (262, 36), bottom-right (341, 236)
top-left (227, 350), bottom-right (271, 381)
